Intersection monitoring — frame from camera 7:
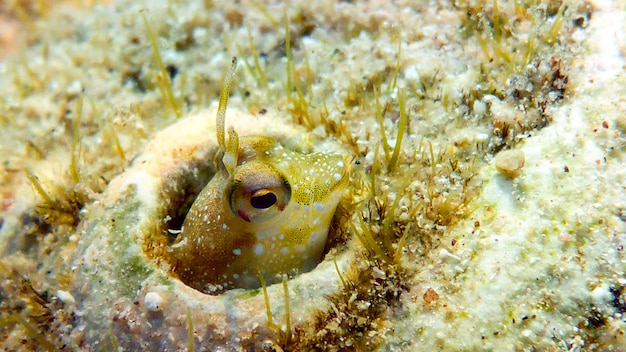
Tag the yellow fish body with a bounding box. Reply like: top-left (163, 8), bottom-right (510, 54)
top-left (170, 58), bottom-right (348, 293)
top-left (170, 135), bottom-right (349, 292)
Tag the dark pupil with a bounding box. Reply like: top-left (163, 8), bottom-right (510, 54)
top-left (250, 192), bottom-right (277, 209)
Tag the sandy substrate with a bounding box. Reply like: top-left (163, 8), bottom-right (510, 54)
top-left (0, 0), bottom-right (624, 350)
top-left (392, 3), bottom-right (626, 349)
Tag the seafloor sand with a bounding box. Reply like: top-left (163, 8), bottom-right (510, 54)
top-left (1, 0), bottom-right (625, 350)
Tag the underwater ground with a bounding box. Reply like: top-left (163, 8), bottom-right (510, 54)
top-left (1, 0), bottom-right (625, 350)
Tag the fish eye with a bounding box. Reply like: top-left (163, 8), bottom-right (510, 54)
top-left (250, 190), bottom-right (277, 209)
top-left (229, 162), bottom-right (291, 223)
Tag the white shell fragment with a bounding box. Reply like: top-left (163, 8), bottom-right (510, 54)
top-left (144, 292), bottom-right (163, 312)
top-left (56, 290), bottom-right (76, 307)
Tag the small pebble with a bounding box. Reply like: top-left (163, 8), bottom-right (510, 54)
top-left (495, 149), bottom-right (525, 178)
top-left (423, 287), bottom-right (439, 304)
top-left (144, 292), bottom-right (163, 312)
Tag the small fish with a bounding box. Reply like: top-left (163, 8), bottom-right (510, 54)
top-left (170, 58), bottom-right (349, 292)
top-left (170, 135), bottom-right (348, 292)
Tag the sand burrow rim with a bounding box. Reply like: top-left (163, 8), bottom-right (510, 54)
top-left (127, 110), bottom-right (353, 298)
